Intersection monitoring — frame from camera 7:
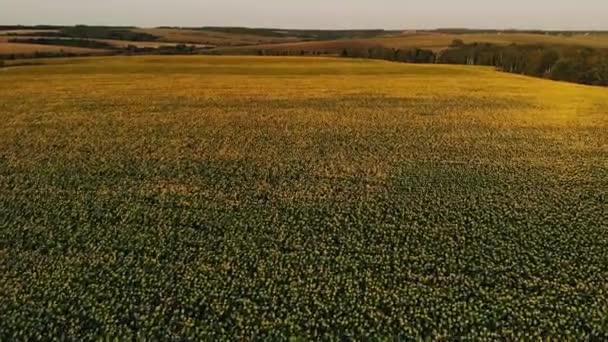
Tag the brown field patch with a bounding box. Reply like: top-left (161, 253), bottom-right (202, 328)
top-left (0, 29), bottom-right (60, 36)
top-left (135, 28), bottom-right (301, 47)
top-left (0, 42), bottom-right (107, 55)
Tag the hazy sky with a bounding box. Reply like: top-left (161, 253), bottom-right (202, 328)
top-left (2, 0), bottom-right (607, 30)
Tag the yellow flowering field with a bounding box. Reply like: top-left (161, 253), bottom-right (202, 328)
top-left (0, 56), bottom-right (607, 339)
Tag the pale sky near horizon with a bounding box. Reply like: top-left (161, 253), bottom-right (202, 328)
top-left (1, 0), bottom-right (606, 30)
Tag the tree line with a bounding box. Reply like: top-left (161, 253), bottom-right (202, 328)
top-left (10, 26), bottom-right (160, 42)
top-left (0, 51), bottom-right (97, 62)
top-left (340, 42), bottom-right (608, 86)
top-left (0, 42), bottom-right (208, 62)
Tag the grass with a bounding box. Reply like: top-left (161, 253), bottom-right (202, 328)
top-left (0, 56), bottom-right (607, 339)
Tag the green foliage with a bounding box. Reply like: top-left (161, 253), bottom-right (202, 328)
top-left (342, 47), bottom-right (436, 63)
top-left (582, 64), bottom-right (608, 85)
top-left (436, 43), bottom-right (608, 85)
top-left (123, 44), bottom-right (202, 55)
top-left (0, 25), bottom-right (65, 31)
top-left (538, 49), bottom-right (560, 75)
top-left (57, 26), bottom-right (160, 41)
top-left (339, 41), bottom-right (608, 86)
top-left (550, 58), bottom-right (584, 81)
top-left (0, 51), bottom-right (92, 60)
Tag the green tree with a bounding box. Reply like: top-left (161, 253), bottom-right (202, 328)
top-left (550, 58), bottom-right (583, 82)
top-left (538, 49), bottom-right (560, 75)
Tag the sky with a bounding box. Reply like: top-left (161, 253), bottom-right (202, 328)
top-left (2, 0), bottom-right (607, 30)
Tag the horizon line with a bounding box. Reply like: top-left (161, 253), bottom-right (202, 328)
top-left (2, 24), bottom-right (608, 32)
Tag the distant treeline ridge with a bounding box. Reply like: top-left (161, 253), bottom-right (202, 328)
top-left (339, 41), bottom-right (608, 86)
top-left (5, 25), bottom-right (160, 41)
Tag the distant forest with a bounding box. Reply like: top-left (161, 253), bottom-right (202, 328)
top-left (6, 26), bottom-right (161, 41)
top-left (340, 42), bottom-right (608, 86)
